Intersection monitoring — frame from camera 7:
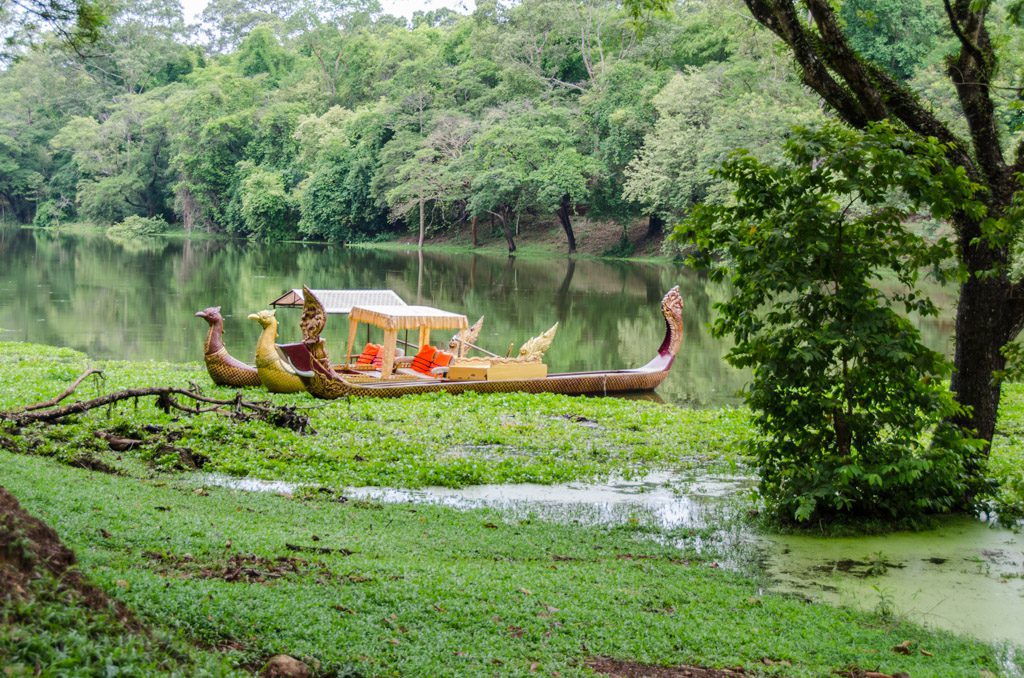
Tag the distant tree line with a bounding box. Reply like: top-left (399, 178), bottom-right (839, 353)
top-left (2, 0), bottom-right (987, 253)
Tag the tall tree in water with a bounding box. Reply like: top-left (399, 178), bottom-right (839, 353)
top-left (724, 0), bottom-right (1024, 449)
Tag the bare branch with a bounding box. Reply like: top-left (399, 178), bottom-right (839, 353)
top-left (11, 368), bottom-right (103, 413)
top-left (943, 0), bottom-right (988, 68)
top-left (2, 373), bottom-right (312, 433)
top-left (546, 77), bottom-right (586, 92)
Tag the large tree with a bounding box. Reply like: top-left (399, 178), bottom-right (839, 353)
top-left (732, 0), bottom-right (1024, 447)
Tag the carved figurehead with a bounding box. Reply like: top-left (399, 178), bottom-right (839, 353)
top-left (659, 286), bottom-right (684, 359)
top-left (518, 322), bottom-right (558, 361)
top-left (449, 316), bottom-right (484, 357)
top-left (298, 286), bottom-right (333, 371)
top-left (247, 309), bottom-right (305, 393)
top-left (194, 306), bottom-right (261, 387)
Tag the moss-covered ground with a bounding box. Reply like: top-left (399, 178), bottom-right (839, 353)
top-left (0, 343), bottom-right (749, 489)
top-left (1, 342), bottom-right (1021, 676)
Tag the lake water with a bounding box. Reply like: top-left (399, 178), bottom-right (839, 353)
top-left (0, 227), bottom-right (957, 407)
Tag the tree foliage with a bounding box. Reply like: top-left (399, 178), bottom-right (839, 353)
top-left (736, 0), bottom-right (1024, 458)
top-left (838, 0), bottom-right (944, 80)
top-left (3, 0), bottom-right (829, 243)
top-left (683, 123), bottom-right (984, 523)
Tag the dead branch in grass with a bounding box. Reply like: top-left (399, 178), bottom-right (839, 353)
top-left (1, 371), bottom-right (313, 433)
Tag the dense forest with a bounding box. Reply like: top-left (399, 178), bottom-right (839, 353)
top-left (3, 0), bottom-right (1018, 252)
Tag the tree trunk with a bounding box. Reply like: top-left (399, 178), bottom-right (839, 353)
top-left (647, 214), bottom-right (664, 239)
top-left (950, 274), bottom-right (1014, 443)
top-left (470, 215), bottom-right (478, 247)
top-left (498, 208), bottom-right (516, 255)
top-left (418, 197), bottom-right (425, 249)
top-left (557, 194), bottom-right (577, 254)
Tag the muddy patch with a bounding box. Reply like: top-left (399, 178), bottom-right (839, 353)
top-left (587, 656), bottom-right (746, 677)
top-left (0, 485), bottom-right (136, 626)
top-left (142, 551), bottom-right (335, 584)
top-left (68, 453), bottom-right (120, 474)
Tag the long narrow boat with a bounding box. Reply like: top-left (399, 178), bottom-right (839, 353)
top-left (280, 286), bottom-right (683, 399)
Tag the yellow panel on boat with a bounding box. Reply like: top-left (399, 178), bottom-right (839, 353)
top-left (486, 362), bottom-right (548, 381)
top-left (448, 364), bottom-right (490, 381)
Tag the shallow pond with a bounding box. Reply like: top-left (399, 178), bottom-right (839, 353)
top-left (197, 471), bottom-right (1024, 648)
top-left (0, 226), bottom-right (957, 407)
top-left (766, 521), bottom-right (1024, 645)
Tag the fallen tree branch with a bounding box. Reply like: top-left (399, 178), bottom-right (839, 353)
top-left (12, 368), bottom-right (104, 413)
top-left (1, 372), bottom-right (313, 433)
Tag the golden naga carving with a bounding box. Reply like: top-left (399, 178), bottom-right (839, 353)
top-left (450, 322), bottom-right (558, 366)
top-left (300, 285), bottom-right (327, 344)
top-left (518, 322), bottom-right (558, 361)
top-left (195, 306), bottom-right (261, 388)
top-left (248, 310), bottom-right (305, 393)
top-left (448, 316), bottom-right (484, 357)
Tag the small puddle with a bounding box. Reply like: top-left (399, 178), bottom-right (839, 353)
top-left (196, 471), bottom-right (753, 535)
top-left (194, 472), bottom-right (1024, 649)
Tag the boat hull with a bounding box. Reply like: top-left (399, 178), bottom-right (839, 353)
top-left (301, 367), bottom-right (671, 399)
top-left (204, 348), bottom-right (262, 388)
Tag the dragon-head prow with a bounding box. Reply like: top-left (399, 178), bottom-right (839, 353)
top-left (659, 286), bottom-right (684, 358)
top-left (299, 286), bottom-right (327, 343)
top-left (661, 286), bottom-right (683, 319)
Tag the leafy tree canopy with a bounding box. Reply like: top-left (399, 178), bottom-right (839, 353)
top-left (682, 122), bottom-right (985, 523)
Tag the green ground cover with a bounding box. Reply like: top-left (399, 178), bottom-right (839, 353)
top-left (0, 451), bottom-right (1007, 677)
top-left (2, 342), bottom-right (1022, 675)
top-left (1, 569), bottom-right (238, 677)
top-left (0, 343), bottom-right (749, 489)
top-left (3, 341), bottom-right (1022, 516)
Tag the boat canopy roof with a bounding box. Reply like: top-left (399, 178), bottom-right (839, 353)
top-left (270, 289), bottom-right (406, 315)
top-left (349, 305), bottom-right (468, 331)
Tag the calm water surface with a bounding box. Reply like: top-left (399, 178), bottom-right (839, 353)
top-left (0, 227), bottom-right (956, 406)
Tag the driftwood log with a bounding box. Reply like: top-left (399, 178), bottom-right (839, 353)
top-left (1, 369), bottom-right (313, 433)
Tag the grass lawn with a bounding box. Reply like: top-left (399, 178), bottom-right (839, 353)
top-left (0, 343), bottom-right (750, 489)
top-left (1, 342), bottom-right (1021, 676)
top-left (0, 452), bottom-right (1007, 677)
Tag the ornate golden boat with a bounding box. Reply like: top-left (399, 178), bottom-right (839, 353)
top-left (248, 309), bottom-right (306, 393)
top-left (279, 286), bottom-right (684, 399)
top-left (195, 306), bottom-right (261, 388)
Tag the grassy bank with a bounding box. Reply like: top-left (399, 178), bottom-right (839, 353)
top-left (14, 217), bottom-right (674, 261)
top-left (0, 343), bottom-right (748, 489)
top-left (354, 216), bottom-right (673, 262)
top-left (0, 451), bottom-right (1007, 677)
top-left (2, 342), bottom-right (1022, 675)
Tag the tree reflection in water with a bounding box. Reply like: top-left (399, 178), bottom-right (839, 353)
top-left (0, 227), bottom-right (954, 407)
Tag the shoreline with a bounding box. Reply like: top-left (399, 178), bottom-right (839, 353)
top-left (6, 220), bottom-right (680, 264)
